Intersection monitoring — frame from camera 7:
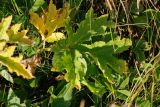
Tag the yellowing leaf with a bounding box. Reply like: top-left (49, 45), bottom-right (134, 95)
top-left (10, 23), bottom-right (21, 33)
top-left (30, 2), bottom-right (70, 42)
top-left (0, 16), bottom-right (12, 41)
top-left (29, 12), bottom-right (46, 39)
top-left (45, 2), bottom-right (57, 20)
top-left (0, 55), bottom-right (34, 79)
top-left (0, 16), bottom-right (32, 44)
top-left (7, 24), bottom-right (33, 44)
top-left (45, 32), bottom-right (65, 43)
top-left (0, 45), bottom-right (33, 79)
top-left (0, 46), bottom-right (16, 57)
top-left (0, 41), bottom-right (6, 50)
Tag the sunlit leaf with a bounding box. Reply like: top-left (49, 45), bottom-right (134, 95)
top-left (52, 50), bottom-right (87, 90)
top-left (90, 45), bottom-right (128, 74)
top-left (30, 0), bottom-right (45, 12)
top-left (82, 80), bottom-right (106, 96)
top-left (0, 54), bottom-right (34, 79)
top-left (50, 83), bottom-right (73, 107)
top-left (0, 41), bottom-right (6, 50)
top-left (67, 8), bottom-right (114, 46)
top-left (119, 77), bottom-right (129, 89)
top-left (0, 70), bottom-right (13, 83)
top-left (106, 37), bottom-right (132, 53)
top-left (7, 24), bottom-right (33, 44)
top-left (0, 16), bottom-right (12, 41)
top-left (7, 88), bottom-right (26, 106)
top-left (73, 50), bottom-right (87, 89)
top-left (30, 1), bottom-right (70, 42)
top-left (45, 32), bottom-right (65, 43)
top-left (0, 46), bottom-right (16, 57)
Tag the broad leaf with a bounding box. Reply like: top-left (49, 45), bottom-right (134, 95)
top-left (50, 83), bottom-right (73, 107)
top-left (73, 50), bottom-right (87, 89)
top-left (52, 51), bottom-right (79, 89)
top-left (7, 88), bottom-right (26, 107)
top-left (0, 46), bottom-right (16, 57)
top-left (0, 70), bottom-right (13, 83)
top-left (0, 55), bottom-right (34, 79)
top-left (7, 24), bottom-right (33, 44)
top-left (30, 1), bottom-right (70, 42)
top-left (0, 16), bottom-right (32, 44)
top-left (30, 0), bottom-right (45, 12)
top-left (52, 50), bottom-right (87, 90)
top-left (67, 8), bottom-right (115, 46)
top-left (133, 40), bottom-right (151, 61)
top-left (45, 32), bottom-right (65, 43)
top-left (52, 52), bottom-right (65, 71)
top-left (0, 16), bottom-right (12, 41)
top-left (119, 77), bottom-right (129, 89)
top-left (0, 41), bottom-right (6, 50)
top-left (106, 37), bottom-right (132, 53)
top-left (90, 45), bottom-right (128, 74)
top-left (82, 80), bottom-right (106, 96)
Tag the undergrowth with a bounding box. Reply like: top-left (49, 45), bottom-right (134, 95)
top-left (0, 0), bottom-right (160, 107)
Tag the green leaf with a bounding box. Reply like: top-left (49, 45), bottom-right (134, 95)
top-left (0, 90), bottom-right (7, 102)
top-left (52, 51), bottom-right (80, 89)
top-left (133, 15), bottom-right (148, 27)
top-left (116, 90), bottom-right (131, 100)
top-left (50, 83), bottom-right (73, 107)
top-left (136, 99), bottom-right (151, 107)
top-left (68, 8), bottom-right (111, 45)
top-left (117, 90), bottom-right (131, 96)
top-left (52, 50), bottom-right (87, 89)
top-left (133, 40), bottom-right (151, 61)
top-left (106, 37), bottom-right (132, 53)
top-left (119, 77), bottom-right (129, 89)
top-left (62, 51), bottom-right (80, 89)
top-left (82, 80), bottom-right (106, 96)
top-left (7, 88), bottom-right (26, 107)
top-left (47, 86), bottom-right (55, 95)
top-left (29, 78), bottom-right (39, 88)
top-left (69, 0), bottom-right (83, 7)
top-left (90, 45), bottom-right (128, 75)
top-left (29, 0), bottom-right (45, 12)
top-left (74, 50), bottom-right (87, 80)
top-left (52, 52), bottom-right (65, 71)
top-left (0, 70), bottom-right (13, 83)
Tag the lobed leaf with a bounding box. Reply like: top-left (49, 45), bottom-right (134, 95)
top-left (45, 32), bottom-right (65, 43)
top-left (0, 55), bottom-right (34, 79)
top-left (0, 16), bottom-right (12, 41)
top-left (30, 1), bottom-right (70, 42)
top-left (7, 24), bottom-right (33, 44)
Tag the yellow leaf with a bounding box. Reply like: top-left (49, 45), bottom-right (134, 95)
top-left (7, 25), bottom-right (33, 44)
top-left (29, 12), bottom-right (46, 39)
top-left (30, 2), bottom-right (70, 41)
top-left (10, 23), bottom-right (21, 33)
top-left (0, 41), bottom-right (6, 50)
top-left (0, 54), bottom-right (34, 79)
top-left (46, 1), bottom-right (57, 20)
top-left (0, 16), bottom-right (12, 41)
top-left (45, 32), bottom-right (65, 43)
top-left (0, 46), bottom-right (16, 57)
